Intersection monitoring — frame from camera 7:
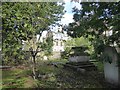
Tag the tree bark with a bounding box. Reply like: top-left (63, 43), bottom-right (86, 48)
top-left (29, 46), bottom-right (41, 79)
top-left (32, 55), bottom-right (36, 79)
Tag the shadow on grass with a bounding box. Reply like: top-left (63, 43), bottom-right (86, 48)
top-left (2, 59), bottom-right (115, 88)
top-left (34, 60), bottom-right (110, 88)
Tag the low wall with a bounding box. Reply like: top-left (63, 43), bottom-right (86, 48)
top-left (68, 56), bottom-right (89, 62)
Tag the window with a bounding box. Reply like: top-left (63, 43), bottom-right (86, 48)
top-left (56, 41), bottom-right (58, 46)
top-left (61, 42), bottom-right (62, 46)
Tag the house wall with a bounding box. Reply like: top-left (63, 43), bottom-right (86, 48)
top-left (52, 26), bottom-right (69, 53)
top-left (53, 40), bottom-right (64, 52)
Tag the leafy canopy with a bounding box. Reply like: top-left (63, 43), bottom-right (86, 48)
top-left (67, 2), bottom-right (120, 61)
top-left (68, 2), bottom-right (120, 45)
top-left (2, 2), bottom-right (64, 65)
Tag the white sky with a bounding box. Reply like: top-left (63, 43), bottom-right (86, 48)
top-left (41, 1), bottom-right (81, 37)
top-left (59, 0), bottom-right (81, 25)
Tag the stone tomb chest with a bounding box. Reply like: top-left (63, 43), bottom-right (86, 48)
top-left (64, 46), bottom-right (96, 71)
top-left (68, 46), bottom-right (90, 62)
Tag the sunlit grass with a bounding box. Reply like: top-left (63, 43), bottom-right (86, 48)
top-left (2, 68), bottom-right (35, 88)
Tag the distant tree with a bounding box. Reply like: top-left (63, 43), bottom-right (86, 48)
top-left (62, 36), bottom-right (93, 59)
top-left (41, 30), bottom-right (53, 55)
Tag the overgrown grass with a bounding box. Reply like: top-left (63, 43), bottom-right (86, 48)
top-left (93, 61), bottom-right (104, 72)
top-left (2, 67), bottom-right (36, 88)
top-left (34, 59), bottom-right (109, 88)
top-left (2, 59), bottom-right (111, 88)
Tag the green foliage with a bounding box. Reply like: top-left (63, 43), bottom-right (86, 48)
top-left (2, 2), bottom-right (64, 65)
top-left (2, 68), bottom-right (36, 88)
top-left (100, 53), bottom-right (112, 64)
top-left (93, 62), bottom-right (104, 72)
top-left (61, 36), bottom-right (93, 58)
top-left (2, 60), bottom-right (114, 88)
top-left (41, 31), bottom-right (53, 55)
top-left (70, 46), bottom-right (90, 56)
top-left (32, 60), bottom-right (107, 88)
top-left (67, 2), bottom-right (120, 62)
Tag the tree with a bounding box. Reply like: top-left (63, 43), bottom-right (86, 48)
top-left (2, 2), bottom-right (64, 79)
top-left (24, 31), bottom-right (54, 79)
top-left (2, 2), bottom-right (64, 63)
top-left (62, 36), bottom-right (93, 59)
top-left (67, 2), bottom-right (120, 61)
top-left (41, 30), bottom-right (53, 55)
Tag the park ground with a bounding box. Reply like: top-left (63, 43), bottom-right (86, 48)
top-left (1, 59), bottom-right (116, 88)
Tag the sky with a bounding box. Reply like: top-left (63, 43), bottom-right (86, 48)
top-left (50, 0), bottom-right (81, 31)
top-left (59, 0), bottom-right (81, 25)
top-left (41, 0), bottom-right (81, 37)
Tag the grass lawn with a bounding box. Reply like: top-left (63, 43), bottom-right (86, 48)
top-left (2, 59), bottom-right (113, 88)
